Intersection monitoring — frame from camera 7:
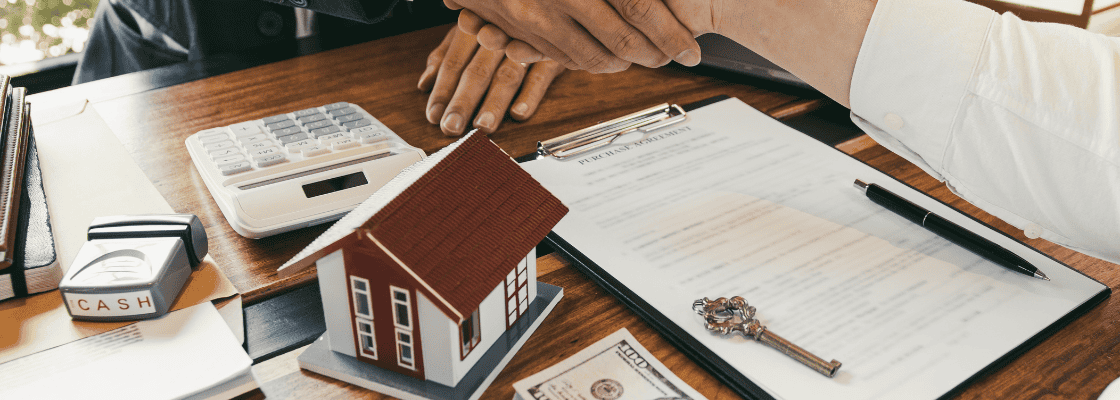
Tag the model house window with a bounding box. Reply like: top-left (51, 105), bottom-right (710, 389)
top-left (505, 259), bottom-right (530, 328)
top-left (350, 276), bottom-right (373, 319)
top-left (355, 318), bottom-right (378, 359)
top-left (460, 309), bottom-right (481, 359)
top-left (390, 286), bottom-right (415, 369)
top-left (350, 276), bottom-right (377, 360)
top-left (396, 328), bottom-right (415, 369)
top-left (390, 286), bottom-right (412, 329)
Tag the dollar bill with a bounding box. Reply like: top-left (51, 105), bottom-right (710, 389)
top-left (513, 328), bottom-right (707, 400)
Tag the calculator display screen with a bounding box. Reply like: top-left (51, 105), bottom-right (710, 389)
top-left (302, 172), bottom-right (369, 198)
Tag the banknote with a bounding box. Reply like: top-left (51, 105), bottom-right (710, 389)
top-left (513, 328), bottom-right (707, 400)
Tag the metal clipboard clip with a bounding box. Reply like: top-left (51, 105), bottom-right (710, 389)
top-left (537, 103), bottom-right (687, 160)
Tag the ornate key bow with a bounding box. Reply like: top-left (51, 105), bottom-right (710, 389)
top-left (693, 296), bottom-right (842, 378)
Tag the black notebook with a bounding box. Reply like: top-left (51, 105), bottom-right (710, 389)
top-left (0, 134), bottom-right (60, 301)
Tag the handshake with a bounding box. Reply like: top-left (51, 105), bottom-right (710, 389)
top-left (445, 0), bottom-right (717, 73)
top-left (418, 0), bottom-right (873, 136)
top-left (418, 0), bottom-right (723, 136)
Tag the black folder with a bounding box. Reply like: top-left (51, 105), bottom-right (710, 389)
top-left (517, 96), bottom-right (1109, 400)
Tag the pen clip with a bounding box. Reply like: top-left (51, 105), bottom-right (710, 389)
top-left (537, 103), bottom-right (687, 160)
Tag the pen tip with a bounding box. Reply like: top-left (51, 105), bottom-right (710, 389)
top-left (853, 180), bottom-right (868, 191)
top-left (1035, 271), bottom-right (1050, 281)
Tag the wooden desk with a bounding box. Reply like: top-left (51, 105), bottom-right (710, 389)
top-left (30, 24), bottom-right (1120, 400)
top-left (30, 24), bottom-right (825, 304)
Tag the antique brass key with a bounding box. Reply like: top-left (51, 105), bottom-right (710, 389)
top-left (693, 296), bottom-right (842, 377)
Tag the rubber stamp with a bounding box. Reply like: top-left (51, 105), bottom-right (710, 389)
top-left (59, 214), bottom-right (207, 321)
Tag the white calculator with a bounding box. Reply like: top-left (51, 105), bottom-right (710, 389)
top-left (185, 102), bottom-right (426, 238)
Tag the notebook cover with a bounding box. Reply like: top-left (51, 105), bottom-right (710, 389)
top-left (0, 89), bottom-right (28, 270)
top-left (515, 95), bottom-right (1110, 400)
top-left (0, 79), bottom-right (12, 271)
top-left (0, 131), bottom-right (60, 301)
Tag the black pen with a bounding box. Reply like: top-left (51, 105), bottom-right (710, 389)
top-left (854, 179), bottom-right (1049, 281)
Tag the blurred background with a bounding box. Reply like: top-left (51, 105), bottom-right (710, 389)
top-left (0, 0), bottom-right (94, 66)
top-left (0, 0), bottom-right (94, 92)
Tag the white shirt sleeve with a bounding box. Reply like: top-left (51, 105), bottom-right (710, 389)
top-left (849, 0), bottom-right (1120, 263)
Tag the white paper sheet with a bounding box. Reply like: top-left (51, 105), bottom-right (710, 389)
top-left (995, 0), bottom-right (1084, 15)
top-left (0, 301), bottom-right (254, 399)
top-left (522, 98), bottom-right (1105, 400)
top-left (1096, 0), bottom-right (1120, 11)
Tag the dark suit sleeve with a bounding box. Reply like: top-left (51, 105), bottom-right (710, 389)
top-left (262, 0), bottom-right (398, 24)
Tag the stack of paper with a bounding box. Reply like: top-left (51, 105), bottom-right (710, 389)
top-left (0, 302), bottom-right (255, 399)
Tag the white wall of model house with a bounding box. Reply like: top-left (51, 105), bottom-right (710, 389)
top-left (318, 250), bottom-right (355, 358)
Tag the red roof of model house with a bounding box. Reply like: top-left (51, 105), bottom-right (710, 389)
top-left (280, 132), bottom-right (568, 322)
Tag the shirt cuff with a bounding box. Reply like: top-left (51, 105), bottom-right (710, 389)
top-left (849, 0), bottom-right (996, 175)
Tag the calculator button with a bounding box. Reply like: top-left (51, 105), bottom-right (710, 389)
top-left (255, 154), bottom-right (287, 167)
top-left (323, 102), bottom-right (348, 110)
top-left (349, 126), bottom-right (375, 134)
top-left (266, 119), bottom-right (297, 131)
top-left (328, 107), bottom-right (357, 117)
top-left (263, 114), bottom-right (290, 124)
top-left (343, 119), bottom-right (372, 130)
top-left (200, 134), bottom-right (231, 144)
top-left (334, 114), bottom-right (363, 123)
top-left (239, 133), bottom-right (269, 144)
top-left (304, 120), bottom-right (333, 130)
top-left (357, 131), bottom-right (389, 143)
top-left (213, 154), bottom-right (246, 166)
top-left (272, 126), bottom-right (303, 137)
top-left (278, 132), bottom-right (310, 144)
top-left (203, 141), bottom-right (236, 151)
top-left (232, 127), bottom-right (262, 138)
top-left (246, 141), bottom-right (276, 151)
top-left (311, 125), bottom-right (342, 137)
top-left (198, 128), bottom-right (228, 138)
top-left (209, 148), bottom-right (240, 158)
top-left (318, 133), bottom-right (348, 144)
top-left (286, 139), bottom-right (315, 153)
top-left (220, 162), bottom-right (253, 175)
top-left (231, 126), bottom-right (261, 138)
top-left (332, 139), bottom-right (359, 151)
top-left (304, 146), bottom-right (330, 157)
top-left (250, 147), bottom-right (281, 158)
top-left (298, 113), bottom-right (327, 124)
top-left (294, 108), bottom-right (320, 117)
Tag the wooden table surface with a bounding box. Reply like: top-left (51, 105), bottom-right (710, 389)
top-left (30, 24), bottom-right (824, 305)
top-left (30, 24), bottom-right (1120, 400)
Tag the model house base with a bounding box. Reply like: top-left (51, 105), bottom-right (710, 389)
top-left (299, 283), bottom-right (563, 400)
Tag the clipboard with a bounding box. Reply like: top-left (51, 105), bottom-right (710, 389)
top-left (516, 96), bottom-right (1110, 400)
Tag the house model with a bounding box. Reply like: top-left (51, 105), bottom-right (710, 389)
top-left (279, 132), bottom-right (568, 400)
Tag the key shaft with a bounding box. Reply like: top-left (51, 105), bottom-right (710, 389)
top-left (755, 325), bottom-right (842, 377)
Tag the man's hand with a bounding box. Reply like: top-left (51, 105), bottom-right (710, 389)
top-left (443, 0), bottom-right (701, 73)
top-left (419, 27), bottom-right (566, 136)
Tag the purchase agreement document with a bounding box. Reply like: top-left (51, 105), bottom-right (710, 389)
top-left (521, 98), bottom-right (1106, 400)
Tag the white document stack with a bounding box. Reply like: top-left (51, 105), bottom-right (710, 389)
top-left (0, 302), bottom-right (256, 399)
